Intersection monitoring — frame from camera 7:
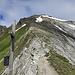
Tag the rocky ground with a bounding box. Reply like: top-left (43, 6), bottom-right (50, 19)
top-left (2, 37), bottom-right (58, 75)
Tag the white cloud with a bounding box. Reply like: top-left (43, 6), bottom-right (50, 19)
top-left (0, 0), bottom-right (75, 27)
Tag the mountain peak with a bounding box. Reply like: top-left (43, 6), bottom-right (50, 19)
top-left (1, 14), bottom-right (75, 75)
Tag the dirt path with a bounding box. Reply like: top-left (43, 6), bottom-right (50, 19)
top-left (37, 56), bottom-right (58, 75)
top-left (18, 52), bottom-right (58, 75)
top-left (15, 37), bottom-right (58, 75)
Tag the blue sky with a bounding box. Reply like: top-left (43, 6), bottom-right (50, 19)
top-left (0, 0), bottom-right (75, 27)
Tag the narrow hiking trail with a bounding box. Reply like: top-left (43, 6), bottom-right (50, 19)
top-left (13, 37), bottom-right (58, 75)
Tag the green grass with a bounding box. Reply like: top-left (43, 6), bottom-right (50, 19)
top-left (0, 36), bottom-right (10, 60)
top-left (45, 48), bottom-right (75, 75)
top-left (0, 25), bottom-right (29, 74)
top-left (0, 60), bottom-right (7, 74)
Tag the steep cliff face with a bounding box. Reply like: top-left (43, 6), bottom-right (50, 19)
top-left (1, 15), bottom-right (75, 75)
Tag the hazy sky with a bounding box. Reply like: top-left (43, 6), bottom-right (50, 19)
top-left (0, 0), bottom-right (75, 27)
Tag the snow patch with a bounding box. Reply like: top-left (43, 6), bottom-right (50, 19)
top-left (51, 17), bottom-right (67, 21)
top-left (68, 24), bottom-right (75, 28)
top-left (25, 47), bottom-right (27, 50)
top-left (55, 25), bottom-right (67, 33)
top-left (36, 16), bottom-right (43, 22)
top-left (42, 15), bottom-right (67, 21)
top-left (42, 15), bottom-right (50, 18)
top-left (55, 25), bottom-right (63, 31)
top-left (15, 24), bottom-right (26, 32)
top-left (22, 24), bottom-right (26, 27)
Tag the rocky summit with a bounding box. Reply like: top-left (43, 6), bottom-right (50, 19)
top-left (1, 14), bottom-right (75, 75)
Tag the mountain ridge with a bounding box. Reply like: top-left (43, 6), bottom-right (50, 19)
top-left (1, 14), bottom-right (75, 75)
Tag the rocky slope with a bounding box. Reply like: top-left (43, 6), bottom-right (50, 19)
top-left (1, 14), bottom-right (75, 75)
top-left (0, 25), bottom-right (7, 34)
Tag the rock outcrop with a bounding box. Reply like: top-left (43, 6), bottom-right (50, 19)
top-left (0, 25), bottom-right (6, 34)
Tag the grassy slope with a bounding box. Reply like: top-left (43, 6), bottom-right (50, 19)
top-left (0, 25), bottom-right (29, 74)
top-left (45, 48), bottom-right (75, 75)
